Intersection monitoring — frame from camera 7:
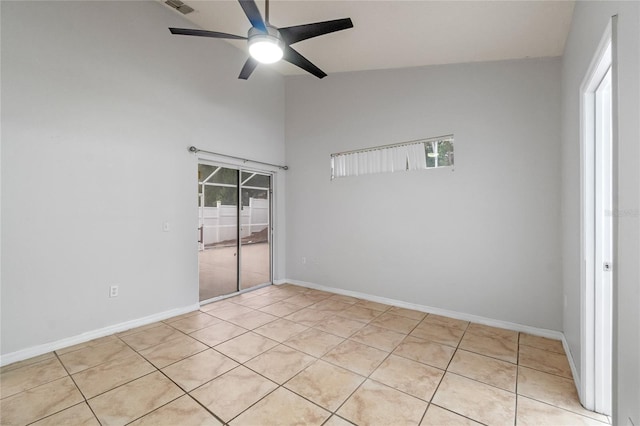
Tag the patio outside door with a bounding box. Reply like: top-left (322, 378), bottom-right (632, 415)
top-left (239, 171), bottom-right (271, 291)
top-left (198, 164), bottom-right (272, 302)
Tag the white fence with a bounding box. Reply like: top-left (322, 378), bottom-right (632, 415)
top-left (199, 198), bottom-right (269, 247)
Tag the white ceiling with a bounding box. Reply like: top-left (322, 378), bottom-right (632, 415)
top-left (163, 0), bottom-right (575, 77)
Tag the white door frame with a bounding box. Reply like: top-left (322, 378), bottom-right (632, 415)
top-left (579, 19), bottom-right (615, 415)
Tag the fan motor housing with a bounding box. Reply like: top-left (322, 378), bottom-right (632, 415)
top-left (248, 25), bottom-right (285, 64)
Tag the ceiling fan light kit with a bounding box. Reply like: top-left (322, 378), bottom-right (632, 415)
top-left (168, 0), bottom-right (353, 80)
top-left (248, 26), bottom-right (284, 64)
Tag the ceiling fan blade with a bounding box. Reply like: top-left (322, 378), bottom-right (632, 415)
top-left (169, 28), bottom-right (247, 40)
top-left (279, 18), bottom-right (353, 45)
top-left (238, 0), bottom-right (267, 33)
top-left (238, 57), bottom-right (259, 80)
top-left (283, 45), bottom-right (327, 79)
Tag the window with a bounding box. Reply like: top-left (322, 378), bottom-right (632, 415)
top-left (330, 135), bottom-right (454, 179)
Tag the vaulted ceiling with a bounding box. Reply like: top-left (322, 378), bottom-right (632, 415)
top-left (162, 0), bottom-right (575, 76)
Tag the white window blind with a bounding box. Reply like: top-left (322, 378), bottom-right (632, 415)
top-left (331, 135), bottom-right (454, 179)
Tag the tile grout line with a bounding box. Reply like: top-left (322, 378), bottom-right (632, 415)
top-left (63, 326), bottom-right (193, 423)
top-left (324, 330), bottom-right (427, 423)
top-left (518, 341), bottom-right (567, 355)
top-left (335, 334), bottom-right (455, 423)
top-left (516, 395), bottom-right (611, 425)
top-left (218, 317), bottom-right (339, 422)
top-left (126, 331), bottom-right (226, 426)
top-left (4, 287), bottom-right (308, 425)
top-left (51, 350), bottom-right (102, 426)
top-left (0, 357), bottom-right (67, 400)
top-left (513, 332), bottom-right (608, 423)
top-left (430, 403), bottom-right (493, 426)
top-left (222, 294), bottom-right (348, 416)
top-left (421, 321), bottom-right (467, 423)
top-left (517, 363), bottom-right (578, 381)
top-left (6, 284), bottom-right (597, 426)
top-left (267, 306), bottom-right (392, 422)
top-left (177, 287), bottom-right (586, 424)
top-left (288, 308), bottom-right (453, 422)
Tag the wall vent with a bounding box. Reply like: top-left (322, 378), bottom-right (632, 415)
top-left (165, 0), bottom-right (194, 15)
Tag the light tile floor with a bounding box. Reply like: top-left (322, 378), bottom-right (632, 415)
top-left (1, 284), bottom-right (610, 426)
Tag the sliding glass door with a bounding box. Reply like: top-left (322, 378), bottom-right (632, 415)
top-left (239, 171), bottom-right (271, 291)
top-left (197, 164), bottom-right (271, 301)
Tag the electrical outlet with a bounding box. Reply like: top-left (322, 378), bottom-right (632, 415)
top-left (302, 257), bottom-right (306, 264)
top-left (163, 222), bottom-right (170, 232)
top-left (110, 285), bottom-right (119, 298)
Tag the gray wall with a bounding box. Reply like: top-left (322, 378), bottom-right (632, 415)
top-left (0, 1), bottom-right (285, 355)
top-left (560, 2), bottom-right (639, 424)
top-left (285, 58), bottom-right (563, 330)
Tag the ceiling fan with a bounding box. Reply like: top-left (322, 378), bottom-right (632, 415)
top-left (169, 0), bottom-right (353, 80)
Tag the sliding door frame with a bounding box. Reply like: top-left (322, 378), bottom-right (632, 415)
top-left (238, 169), bottom-right (272, 292)
top-left (196, 154), bottom-right (278, 304)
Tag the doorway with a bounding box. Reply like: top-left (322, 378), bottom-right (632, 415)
top-left (581, 31), bottom-right (613, 415)
top-left (197, 163), bottom-right (272, 302)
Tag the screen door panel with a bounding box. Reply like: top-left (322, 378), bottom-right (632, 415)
top-left (198, 165), bottom-right (238, 301)
top-left (239, 171), bottom-right (271, 291)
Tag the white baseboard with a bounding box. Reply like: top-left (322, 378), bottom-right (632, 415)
top-left (283, 279), bottom-right (565, 340)
top-left (562, 334), bottom-right (583, 403)
top-left (0, 303), bottom-right (199, 367)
